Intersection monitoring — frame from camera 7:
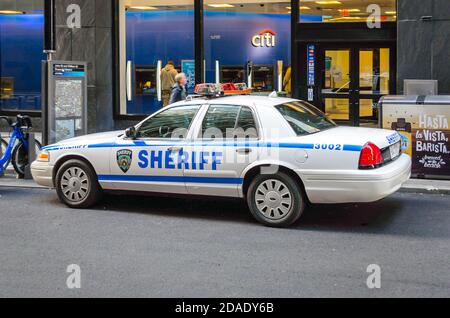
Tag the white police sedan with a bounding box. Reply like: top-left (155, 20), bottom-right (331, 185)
top-left (31, 95), bottom-right (411, 227)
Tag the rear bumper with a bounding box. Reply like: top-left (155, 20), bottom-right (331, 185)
top-left (31, 160), bottom-right (54, 188)
top-left (299, 154), bottom-right (412, 204)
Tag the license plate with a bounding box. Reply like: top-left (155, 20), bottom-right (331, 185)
top-left (390, 142), bottom-right (401, 160)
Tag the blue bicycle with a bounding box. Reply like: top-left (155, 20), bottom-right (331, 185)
top-left (0, 115), bottom-right (42, 178)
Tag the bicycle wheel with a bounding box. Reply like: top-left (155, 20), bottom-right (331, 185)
top-left (12, 139), bottom-right (42, 178)
top-left (1, 138), bottom-right (11, 168)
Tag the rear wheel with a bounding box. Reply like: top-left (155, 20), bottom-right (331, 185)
top-left (247, 172), bottom-right (305, 228)
top-left (55, 159), bottom-right (103, 208)
top-left (12, 139), bottom-right (42, 178)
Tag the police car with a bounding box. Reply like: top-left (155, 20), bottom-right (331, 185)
top-left (31, 87), bottom-right (411, 227)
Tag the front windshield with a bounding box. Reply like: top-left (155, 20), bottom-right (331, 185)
top-left (276, 101), bottom-right (337, 136)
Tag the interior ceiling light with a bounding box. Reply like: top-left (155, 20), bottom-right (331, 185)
top-left (338, 8), bottom-right (360, 13)
top-left (207, 4), bottom-right (235, 8)
top-left (327, 16), bottom-right (362, 21)
top-left (0, 10), bottom-right (25, 14)
top-left (316, 1), bottom-right (342, 4)
top-left (300, 6), bottom-right (311, 10)
top-left (128, 6), bottom-right (158, 10)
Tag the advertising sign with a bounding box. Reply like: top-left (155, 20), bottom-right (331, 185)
top-left (307, 44), bottom-right (315, 87)
top-left (382, 98), bottom-right (450, 179)
top-left (181, 60), bottom-right (196, 94)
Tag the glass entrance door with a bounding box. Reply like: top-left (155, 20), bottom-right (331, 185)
top-left (358, 48), bottom-right (392, 124)
top-left (319, 46), bottom-right (394, 126)
top-left (321, 49), bottom-right (352, 122)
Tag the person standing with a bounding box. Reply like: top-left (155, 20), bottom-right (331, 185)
top-left (161, 61), bottom-right (178, 107)
top-left (169, 73), bottom-right (188, 105)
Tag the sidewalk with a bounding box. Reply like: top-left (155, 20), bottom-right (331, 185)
top-left (0, 173), bottom-right (45, 189)
top-left (0, 172), bottom-right (449, 194)
top-left (401, 178), bottom-right (450, 195)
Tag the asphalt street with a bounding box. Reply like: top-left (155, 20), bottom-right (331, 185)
top-left (0, 187), bottom-right (449, 298)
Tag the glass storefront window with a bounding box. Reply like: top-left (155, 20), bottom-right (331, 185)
top-left (299, 0), bottom-right (397, 23)
top-left (0, 0), bottom-right (44, 112)
top-left (204, 1), bottom-right (291, 96)
top-left (119, 0), bottom-right (194, 115)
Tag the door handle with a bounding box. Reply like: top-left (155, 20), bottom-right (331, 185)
top-left (168, 147), bottom-right (183, 152)
top-left (236, 148), bottom-right (252, 154)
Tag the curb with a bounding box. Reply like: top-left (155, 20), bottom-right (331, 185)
top-left (0, 181), bottom-right (47, 190)
top-left (398, 186), bottom-right (450, 195)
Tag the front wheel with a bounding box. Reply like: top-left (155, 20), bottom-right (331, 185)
top-left (12, 139), bottom-right (42, 178)
top-left (247, 172), bottom-right (306, 228)
top-left (55, 159), bottom-right (103, 208)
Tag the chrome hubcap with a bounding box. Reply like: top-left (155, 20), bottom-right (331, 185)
top-left (255, 179), bottom-right (292, 220)
top-left (61, 167), bottom-right (90, 202)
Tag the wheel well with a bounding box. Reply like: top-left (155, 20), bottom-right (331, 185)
top-left (52, 155), bottom-right (98, 183)
top-left (242, 165), bottom-right (310, 204)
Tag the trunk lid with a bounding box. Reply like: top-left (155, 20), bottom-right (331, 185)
top-left (313, 126), bottom-right (401, 150)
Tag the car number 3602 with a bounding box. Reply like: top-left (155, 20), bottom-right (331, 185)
top-left (314, 143), bottom-right (344, 151)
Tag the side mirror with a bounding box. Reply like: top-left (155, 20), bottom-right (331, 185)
top-left (125, 126), bottom-right (137, 139)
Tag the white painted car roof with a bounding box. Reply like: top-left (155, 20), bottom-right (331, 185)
top-left (171, 95), bottom-right (298, 108)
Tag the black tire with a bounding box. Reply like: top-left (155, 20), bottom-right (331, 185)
top-left (1, 138), bottom-right (11, 168)
top-left (55, 159), bottom-right (103, 208)
top-left (247, 172), bottom-right (305, 228)
top-left (12, 139), bottom-right (42, 178)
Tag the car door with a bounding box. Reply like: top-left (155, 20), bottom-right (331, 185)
top-left (183, 104), bottom-right (260, 197)
top-left (110, 104), bottom-right (201, 194)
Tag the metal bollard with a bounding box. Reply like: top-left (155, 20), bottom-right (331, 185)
top-left (24, 133), bottom-right (36, 180)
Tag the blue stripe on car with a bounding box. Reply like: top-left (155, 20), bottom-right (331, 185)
top-left (43, 142), bottom-right (361, 152)
top-left (98, 175), bottom-right (244, 185)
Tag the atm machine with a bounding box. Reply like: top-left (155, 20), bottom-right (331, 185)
top-left (220, 65), bottom-right (245, 84)
top-left (0, 77), bottom-right (14, 99)
top-left (251, 64), bottom-right (275, 93)
top-left (134, 64), bottom-right (181, 96)
top-left (126, 60), bottom-right (163, 114)
top-left (216, 61), bottom-right (281, 94)
top-left (135, 65), bottom-right (158, 96)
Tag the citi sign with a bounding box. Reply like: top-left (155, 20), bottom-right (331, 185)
top-left (251, 29), bottom-right (276, 47)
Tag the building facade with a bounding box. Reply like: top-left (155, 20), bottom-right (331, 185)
top-left (0, 0), bottom-right (449, 136)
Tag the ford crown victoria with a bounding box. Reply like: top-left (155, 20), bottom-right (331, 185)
top-left (31, 95), bottom-right (411, 227)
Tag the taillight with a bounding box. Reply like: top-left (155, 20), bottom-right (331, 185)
top-left (359, 142), bottom-right (384, 169)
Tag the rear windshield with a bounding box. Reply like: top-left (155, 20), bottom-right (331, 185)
top-left (275, 101), bottom-right (337, 136)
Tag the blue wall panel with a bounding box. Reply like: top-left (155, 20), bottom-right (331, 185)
top-left (0, 14), bottom-right (44, 111)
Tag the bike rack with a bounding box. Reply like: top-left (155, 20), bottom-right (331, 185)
top-left (24, 133), bottom-right (37, 180)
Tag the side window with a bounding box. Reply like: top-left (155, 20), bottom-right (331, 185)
top-left (201, 105), bottom-right (258, 139)
top-left (138, 105), bottom-right (200, 139)
top-left (202, 105), bottom-right (240, 139)
top-left (235, 107), bottom-right (258, 139)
